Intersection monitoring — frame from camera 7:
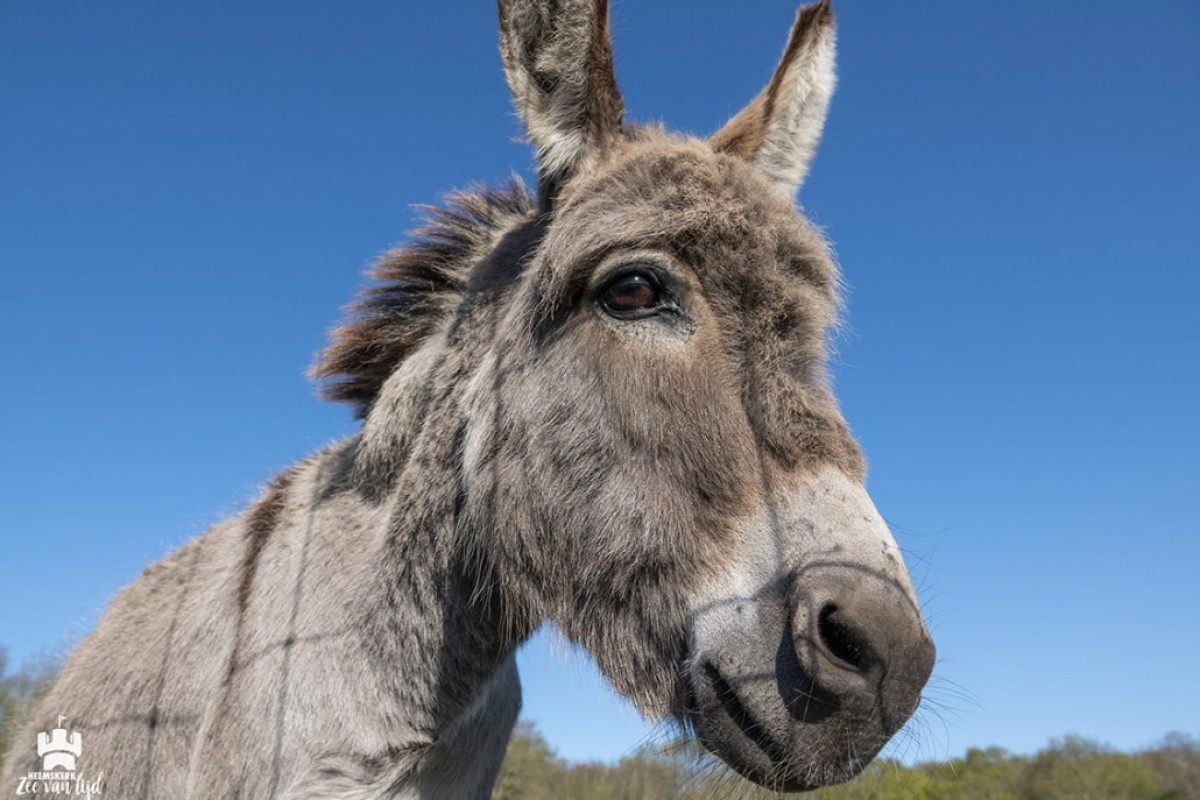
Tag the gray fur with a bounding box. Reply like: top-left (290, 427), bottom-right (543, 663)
top-left (2, 2), bottom-right (934, 797)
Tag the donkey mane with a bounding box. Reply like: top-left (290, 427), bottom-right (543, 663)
top-left (314, 181), bottom-right (535, 417)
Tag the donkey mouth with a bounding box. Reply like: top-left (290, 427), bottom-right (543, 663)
top-left (692, 661), bottom-right (846, 792)
top-left (690, 652), bottom-right (904, 792)
top-left (703, 662), bottom-right (793, 767)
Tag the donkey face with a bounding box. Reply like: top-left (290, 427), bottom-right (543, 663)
top-left (456, 0), bottom-right (936, 790)
top-left (322, 0), bottom-right (934, 791)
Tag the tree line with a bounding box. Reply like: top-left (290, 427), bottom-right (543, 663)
top-left (2, 649), bottom-right (1196, 798)
top-left (492, 721), bottom-right (1199, 800)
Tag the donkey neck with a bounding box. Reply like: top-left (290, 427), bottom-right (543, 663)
top-left (335, 293), bottom-right (533, 735)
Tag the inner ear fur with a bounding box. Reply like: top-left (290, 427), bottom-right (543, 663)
top-left (710, 0), bottom-right (837, 199)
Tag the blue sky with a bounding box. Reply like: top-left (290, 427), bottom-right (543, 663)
top-left (2, 0), bottom-right (1198, 768)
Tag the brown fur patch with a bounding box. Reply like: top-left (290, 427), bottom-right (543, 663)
top-left (237, 468), bottom-right (295, 613)
top-left (312, 182), bottom-right (533, 417)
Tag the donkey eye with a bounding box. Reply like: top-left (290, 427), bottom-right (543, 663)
top-left (599, 272), bottom-right (663, 318)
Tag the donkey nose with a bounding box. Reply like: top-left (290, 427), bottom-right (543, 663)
top-left (792, 570), bottom-right (935, 731)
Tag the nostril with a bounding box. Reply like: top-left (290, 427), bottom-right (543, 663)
top-left (817, 604), bottom-right (879, 674)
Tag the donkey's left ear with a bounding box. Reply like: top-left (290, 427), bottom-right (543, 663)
top-left (498, 0), bottom-right (624, 195)
top-left (711, 0), bottom-right (837, 199)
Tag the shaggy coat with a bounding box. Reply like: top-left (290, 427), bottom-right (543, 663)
top-left (1, 1), bottom-right (934, 797)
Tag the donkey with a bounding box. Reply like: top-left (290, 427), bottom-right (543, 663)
top-left (3, 0), bottom-right (934, 797)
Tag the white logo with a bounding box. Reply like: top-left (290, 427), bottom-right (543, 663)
top-left (36, 718), bottom-right (82, 772)
top-left (12, 716), bottom-right (105, 798)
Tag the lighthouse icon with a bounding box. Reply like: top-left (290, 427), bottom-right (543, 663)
top-left (36, 717), bottom-right (82, 772)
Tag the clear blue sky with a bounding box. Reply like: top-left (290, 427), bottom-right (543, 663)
top-left (2, 0), bottom-right (1197, 768)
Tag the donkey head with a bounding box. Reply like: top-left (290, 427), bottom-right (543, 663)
top-left (323, 0), bottom-right (934, 791)
top-left (464, 0), bottom-right (936, 789)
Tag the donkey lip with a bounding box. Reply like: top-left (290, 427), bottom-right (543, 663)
top-left (704, 663), bottom-right (788, 762)
top-left (697, 661), bottom-right (814, 790)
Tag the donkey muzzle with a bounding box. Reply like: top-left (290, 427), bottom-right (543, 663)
top-left (686, 469), bottom-right (935, 790)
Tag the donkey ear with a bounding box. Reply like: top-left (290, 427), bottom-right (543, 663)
top-left (498, 0), bottom-right (624, 193)
top-left (711, 1), bottom-right (837, 199)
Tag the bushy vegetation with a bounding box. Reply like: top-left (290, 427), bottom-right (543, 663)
top-left (491, 724), bottom-right (1200, 800)
top-left (2, 648), bottom-right (1195, 799)
top-left (0, 648), bottom-right (58, 770)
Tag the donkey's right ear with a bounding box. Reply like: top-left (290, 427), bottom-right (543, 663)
top-left (498, 0), bottom-right (624, 198)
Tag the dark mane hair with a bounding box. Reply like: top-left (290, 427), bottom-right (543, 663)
top-left (313, 180), bottom-right (534, 417)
